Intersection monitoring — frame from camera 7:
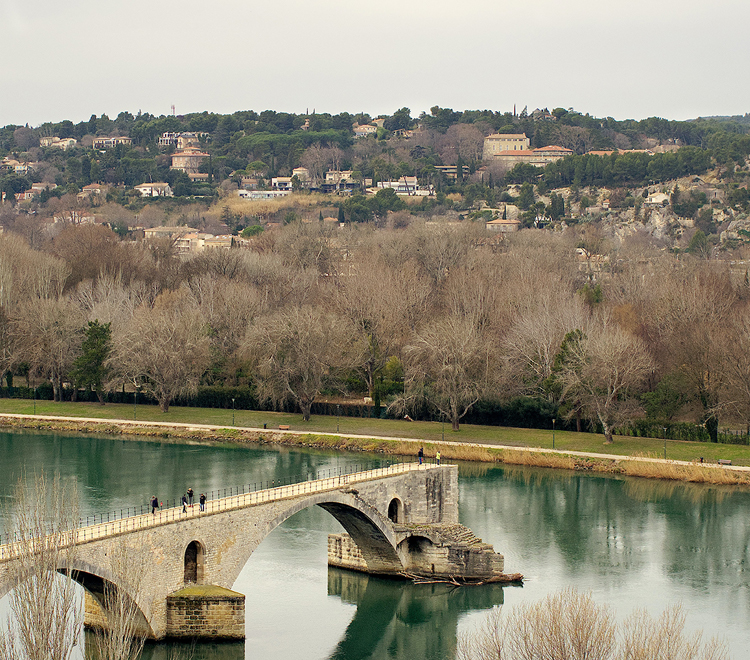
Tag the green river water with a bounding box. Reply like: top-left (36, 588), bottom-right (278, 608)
top-left (0, 429), bottom-right (748, 659)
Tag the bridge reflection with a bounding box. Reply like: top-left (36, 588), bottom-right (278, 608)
top-left (124, 567), bottom-right (508, 660)
top-left (327, 567), bottom-right (507, 660)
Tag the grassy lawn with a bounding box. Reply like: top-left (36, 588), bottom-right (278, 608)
top-left (1, 398), bottom-right (748, 466)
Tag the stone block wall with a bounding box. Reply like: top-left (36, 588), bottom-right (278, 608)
top-left (84, 591), bottom-right (108, 631)
top-left (329, 528), bottom-right (505, 580)
top-left (328, 533), bottom-right (369, 573)
top-left (166, 585), bottom-right (245, 640)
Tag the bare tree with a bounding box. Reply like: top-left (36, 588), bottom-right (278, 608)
top-left (13, 127), bottom-right (38, 150)
top-left (621, 605), bottom-right (729, 660)
top-left (553, 319), bottom-right (653, 443)
top-left (335, 252), bottom-right (431, 396)
top-left (0, 233), bottom-right (69, 306)
top-left (401, 315), bottom-right (494, 431)
top-left (640, 266), bottom-right (736, 440)
top-left (723, 308), bottom-right (750, 432)
top-left (187, 275), bottom-right (263, 383)
top-left (87, 541), bottom-right (149, 660)
top-left (243, 306), bottom-right (363, 421)
top-left (300, 144), bottom-right (344, 183)
top-left (439, 124), bottom-right (484, 164)
top-left (503, 293), bottom-right (589, 399)
top-left (0, 473), bottom-right (81, 660)
top-left (13, 297), bottom-right (85, 401)
top-left (109, 289), bottom-right (211, 412)
top-left (457, 589), bottom-right (727, 660)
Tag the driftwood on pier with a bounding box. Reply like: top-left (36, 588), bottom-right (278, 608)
top-left (399, 571), bottom-right (524, 586)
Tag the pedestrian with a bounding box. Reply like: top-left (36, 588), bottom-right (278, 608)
top-left (151, 495), bottom-right (158, 515)
top-left (181, 494), bottom-right (188, 514)
top-left (199, 493), bottom-right (206, 512)
top-left (418, 447), bottom-right (424, 465)
top-left (187, 487), bottom-right (194, 507)
top-left (436, 451), bottom-right (441, 465)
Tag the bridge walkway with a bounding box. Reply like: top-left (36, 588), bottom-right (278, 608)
top-left (0, 461), bottom-right (437, 562)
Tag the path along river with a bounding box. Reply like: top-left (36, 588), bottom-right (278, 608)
top-left (0, 429), bottom-right (749, 659)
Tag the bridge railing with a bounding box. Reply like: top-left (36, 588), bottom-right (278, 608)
top-left (0, 458), bottom-right (442, 559)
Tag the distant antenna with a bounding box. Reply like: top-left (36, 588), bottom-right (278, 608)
top-left (171, 104), bottom-right (176, 116)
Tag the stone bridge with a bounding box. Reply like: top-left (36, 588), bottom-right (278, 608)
top-left (0, 462), bottom-right (505, 640)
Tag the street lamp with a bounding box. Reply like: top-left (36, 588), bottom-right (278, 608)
top-left (133, 384), bottom-right (140, 420)
top-left (442, 414), bottom-right (445, 443)
top-left (337, 404), bottom-right (341, 433)
top-left (552, 418), bottom-right (556, 449)
top-left (663, 427), bottom-right (667, 460)
top-left (232, 398), bottom-right (236, 426)
top-left (33, 386), bottom-right (37, 415)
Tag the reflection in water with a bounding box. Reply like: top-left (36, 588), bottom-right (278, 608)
top-left (459, 464), bottom-right (750, 656)
top-left (327, 568), bottom-right (506, 660)
top-left (84, 632), bottom-right (245, 660)
top-left (2, 432), bottom-right (750, 657)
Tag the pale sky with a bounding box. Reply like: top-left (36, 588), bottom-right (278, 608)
top-left (2, 0), bottom-right (748, 128)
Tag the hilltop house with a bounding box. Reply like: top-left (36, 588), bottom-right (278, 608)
top-left (93, 136), bottom-right (132, 149)
top-left (134, 182), bottom-right (173, 197)
top-left (171, 148), bottom-right (208, 175)
top-left (482, 134), bottom-right (531, 160)
top-left (353, 123), bottom-right (377, 138)
top-left (158, 132), bottom-right (210, 149)
top-left (40, 137), bottom-right (77, 150)
top-left (490, 145), bottom-right (573, 167)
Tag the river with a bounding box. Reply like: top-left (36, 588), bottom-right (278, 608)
top-left (0, 429), bottom-right (748, 659)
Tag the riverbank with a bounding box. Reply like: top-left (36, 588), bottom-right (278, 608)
top-left (2, 412), bottom-right (749, 488)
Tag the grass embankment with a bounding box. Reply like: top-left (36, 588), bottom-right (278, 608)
top-left (1, 399), bottom-right (749, 486)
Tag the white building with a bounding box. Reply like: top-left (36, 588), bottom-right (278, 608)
top-left (93, 136), bottom-right (132, 149)
top-left (376, 176), bottom-right (433, 195)
top-left (134, 182), bottom-right (173, 197)
top-left (238, 190), bottom-right (290, 199)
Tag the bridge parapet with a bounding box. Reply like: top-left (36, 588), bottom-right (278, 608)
top-left (0, 461), bottom-right (434, 562)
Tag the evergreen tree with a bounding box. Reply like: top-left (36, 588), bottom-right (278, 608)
top-left (70, 320), bottom-right (112, 405)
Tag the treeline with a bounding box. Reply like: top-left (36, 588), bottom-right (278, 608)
top-left (1, 220), bottom-right (750, 441)
top-left (3, 105), bottom-right (750, 207)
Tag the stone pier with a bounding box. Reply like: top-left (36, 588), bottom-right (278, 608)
top-left (328, 522), bottom-right (505, 580)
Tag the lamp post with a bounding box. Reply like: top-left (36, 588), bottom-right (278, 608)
top-left (33, 386), bottom-right (36, 415)
top-left (663, 427), bottom-right (667, 460)
top-left (552, 418), bottom-right (556, 449)
top-left (442, 414), bottom-right (445, 443)
top-left (232, 398), bottom-right (236, 426)
top-left (337, 404), bottom-right (341, 433)
top-left (133, 384), bottom-right (139, 420)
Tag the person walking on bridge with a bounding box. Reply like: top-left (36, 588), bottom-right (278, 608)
top-left (418, 447), bottom-right (424, 465)
top-left (181, 494), bottom-right (188, 514)
top-left (187, 487), bottom-right (194, 507)
top-left (151, 495), bottom-right (158, 515)
top-left (199, 493), bottom-right (206, 512)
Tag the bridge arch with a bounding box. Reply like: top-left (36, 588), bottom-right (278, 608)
top-left (227, 489), bottom-right (406, 582)
top-left (184, 540), bottom-right (204, 584)
top-left (387, 497), bottom-right (404, 523)
top-left (63, 559), bottom-right (154, 638)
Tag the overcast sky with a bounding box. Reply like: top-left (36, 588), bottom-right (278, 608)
top-left (2, 0), bottom-right (748, 128)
